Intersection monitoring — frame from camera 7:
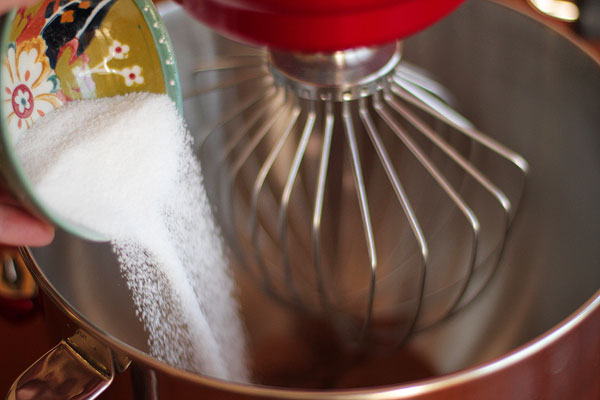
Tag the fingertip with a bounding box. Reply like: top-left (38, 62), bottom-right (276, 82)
top-left (0, 204), bottom-right (56, 247)
top-left (29, 221), bottom-right (55, 247)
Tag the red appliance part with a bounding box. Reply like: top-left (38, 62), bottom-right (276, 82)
top-left (175, 0), bottom-right (465, 52)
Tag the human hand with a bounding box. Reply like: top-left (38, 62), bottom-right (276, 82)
top-left (0, 184), bottom-right (54, 247)
top-left (0, 0), bottom-right (40, 15)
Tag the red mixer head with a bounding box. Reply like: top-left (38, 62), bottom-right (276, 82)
top-left (175, 0), bottom-right (465, 51)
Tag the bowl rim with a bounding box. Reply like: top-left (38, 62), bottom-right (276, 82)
top-left (16, 0), bottom-right (600, 397)
top-left (0, 0), bottom-right (182, 242)
top-left (20, 244), bottom-right (600, 397)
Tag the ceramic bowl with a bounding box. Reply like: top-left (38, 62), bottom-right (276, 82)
top-left (0, 0), bottom-right (181, 241)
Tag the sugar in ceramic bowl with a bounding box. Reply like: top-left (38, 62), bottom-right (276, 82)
top-left (0, 0), bottom-right (181, 241)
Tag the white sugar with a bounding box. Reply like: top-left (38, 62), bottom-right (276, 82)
top-left (15, 92), bottom-right (249, 382)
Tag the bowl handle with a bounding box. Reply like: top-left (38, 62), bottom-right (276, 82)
top-left (5, 330), bottom-right (128, 400)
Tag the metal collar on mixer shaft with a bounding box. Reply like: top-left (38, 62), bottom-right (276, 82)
top-left (268, 42), bottom-right (402, 102)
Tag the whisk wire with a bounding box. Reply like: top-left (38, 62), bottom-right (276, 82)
top-left (250, 99), bottom-right (302, 293)
top-left (312, 101), bottom-right (335, 311)
top-left (374, 90), bottom-right (480, 325)
top-left (359, 96), bottom-right (428, 339)
top-left (341, 101), bottom-right (377, 343)
top-left (219, 87), bottom-right (283, 165)
top-left (279, 101), bottom-right (317, 303)
top-left (394, 64), bottom-right (458, 107)
top-left (198, 77), bottom-right (274, 145)
top-left (393, 74), bottom-right (472, 129)
top-left (387, 83), bottom-right (527, 312)
top-left (388, 79), bottom-right (529, 312)
top-left (229, 92), bottom-right (288, 177)
top-left (391, 81), bottom-right (530, 178)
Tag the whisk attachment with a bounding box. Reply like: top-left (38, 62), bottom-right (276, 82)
top-left (193, 40), bottom-right (528, 349)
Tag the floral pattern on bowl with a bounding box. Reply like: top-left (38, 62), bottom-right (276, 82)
top-left (2, 37), bottom-right (65, 135)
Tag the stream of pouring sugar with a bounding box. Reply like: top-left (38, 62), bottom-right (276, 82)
top-left (15, 92), bottom-right (249, 382)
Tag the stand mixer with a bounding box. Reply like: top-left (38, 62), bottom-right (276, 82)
top-left (175, 0), bottom-right (529, 348)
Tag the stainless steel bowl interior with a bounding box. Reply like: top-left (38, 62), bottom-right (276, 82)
top-left (28, 0), bottom-right (600, 390)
